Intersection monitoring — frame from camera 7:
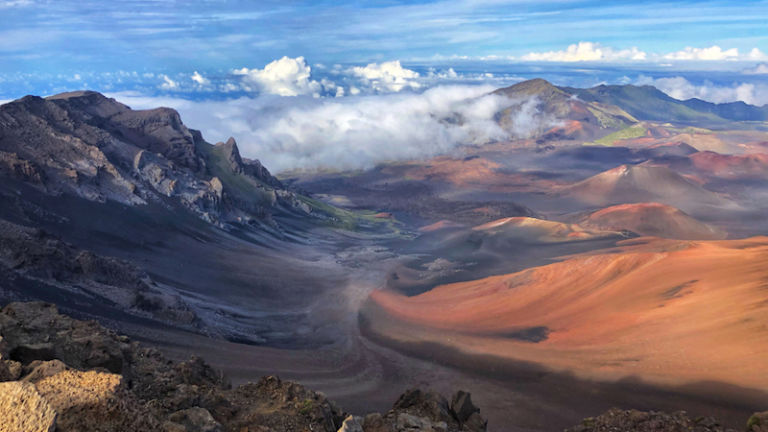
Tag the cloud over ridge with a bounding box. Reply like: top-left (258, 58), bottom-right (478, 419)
top-left (111, 85), bottom-right (557, 172)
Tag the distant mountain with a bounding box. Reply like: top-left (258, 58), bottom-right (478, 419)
top-left (490, 78), bottom-right (768, 144)
top-left (492, 79), bottom-right (637, 141)
top-left (563, 83), bottom-right (768, 124)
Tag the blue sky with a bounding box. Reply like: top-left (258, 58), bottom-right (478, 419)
top-left (2, 0), bottom-right (768, 171)
top-left (1, 0), bottom-right (768, 100)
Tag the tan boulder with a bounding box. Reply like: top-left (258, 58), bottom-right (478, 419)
top-left (0, 381), bottom-right (57, 432)
top-left (34, 369), bottom-right (161, 432)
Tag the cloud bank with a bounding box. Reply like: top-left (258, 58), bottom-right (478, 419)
top-left (637, 76), bottom-right (768, 106)
top-left (743, 63), bottom-right (768, 75)
top-left (111, 85), bottom-right (555, 172)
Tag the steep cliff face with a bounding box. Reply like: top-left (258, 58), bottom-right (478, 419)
top-left (0, 91), bottom-right (313, 228)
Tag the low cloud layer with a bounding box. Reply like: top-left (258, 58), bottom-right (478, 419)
top-left (637, 76), bottom-right (768, 106)
top-left (110, 85), bottom-right (556, 172)
top-left (743, 63), bottom-right (768, 75)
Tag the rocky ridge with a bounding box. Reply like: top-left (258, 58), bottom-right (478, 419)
top-left (0, 91), bottom-right (325, 229)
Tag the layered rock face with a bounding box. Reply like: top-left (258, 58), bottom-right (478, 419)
top-left (0, 91), bottom-right (308, 227)
top-left (0, 302), bottom-right (488, 432)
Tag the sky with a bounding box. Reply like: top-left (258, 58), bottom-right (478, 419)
top-left (1, 0), bottom-right (767, 170)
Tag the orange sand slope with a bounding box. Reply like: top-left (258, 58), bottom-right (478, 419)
top-left (581, 202), bottom-right (725, 240)
top-left (472, 217), bottom-right (619, 243)
top-left (369, 236), bottom-right (768, 388)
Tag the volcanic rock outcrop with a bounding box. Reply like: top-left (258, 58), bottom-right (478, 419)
top-left (0, 91), bottom-right (324, 228)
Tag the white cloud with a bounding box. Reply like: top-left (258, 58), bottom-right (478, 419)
top-left (348, 60), bottom-right (421, 93)
top-left (637, 75), bottom-right (768, 106)
top-left (664, 45), bottom-right (740, 61)
top-left (233, 56), bottom-right (321, 97)
top-left (427, 67), bottom-right (459, 79)
top-left (0, 0), bottom-right (32, 7)
top-left (108, 85), bottom-right (556, 172)
top-left (191, 71), bottom-right (209, 85)
top-left (159, 74), bottom-right (179, 90)
top-left (748, 48), bottom-right (768, 61)
top-left (518, 42), bottom-right (767, 64)
top-left (522, 42), bottom-right (647, 62)
top-left (743, 63), bottom-right (768, 75)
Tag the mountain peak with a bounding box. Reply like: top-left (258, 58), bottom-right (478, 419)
top-left (43, 90), bottom-right (130, 117)
top-left (46, 90), bottom-right (105, 100)
top-left (493, 78), bottom-right (567, 99)
top-left (216, 136), bottom-right (244, 173)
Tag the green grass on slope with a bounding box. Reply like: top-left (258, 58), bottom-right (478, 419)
top-left (295, 195), bottom-right (404, 235)
top-left (590, 124), bottom-right (648, 146)
top-left (197, 141), bottom-right (404, 235)
top-left (572, 85), bottom-right (727, 124)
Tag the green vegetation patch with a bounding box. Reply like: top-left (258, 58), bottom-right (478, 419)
top-left (590, 124), bottom-right (648, 146)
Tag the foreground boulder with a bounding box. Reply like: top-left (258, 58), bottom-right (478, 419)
top-left (0, 302), bottom-right (486, 432)
top-left (0, 380), bottom-right (57, 432)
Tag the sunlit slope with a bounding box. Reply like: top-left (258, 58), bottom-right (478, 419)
top-left (369, 236), bottom-right (768, 388)
top-left (581, 203), bottom-right (725, 240)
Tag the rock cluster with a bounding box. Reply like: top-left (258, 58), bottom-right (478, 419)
top-left (0, 302), bottom-right (488, 432)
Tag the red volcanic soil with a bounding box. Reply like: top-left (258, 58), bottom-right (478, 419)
top-left (418, 220), bottom-right (466, 232)
top-left (472, 216), bottom-right (618, 243)
top-left (581, 202), bottom-right (725, 240)
top-left (399, 156), bottom-right (560, 193)
top-left (543, 120), bottom-right (584, 138)
top-left (367, 236), bottom-right (768, 389)
top-left (563, 164), bottom-right (726, 208)
top-left (690, 151), bottom-right (768, 180)
top-left (403, 156), bottom-right (503, 186)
